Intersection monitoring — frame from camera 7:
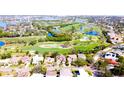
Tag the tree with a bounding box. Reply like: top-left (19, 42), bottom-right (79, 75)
top-left (93, 60), bottom-right (112, 77)
top-left (65, 61), bottom-right (69, 66)
top-left (71, 58), bottom-right (89, 67)
top-left (26, 51), bottom-right (29, 55)
top-left (93, 60), bottom-right (108, 71)
top-left (41, 65), bottom-right (47, 75)
top-left (47, 26), bottom-right (53, 32)
top-left (86, 54), bottom-right (93, 64)
top-left (35, 51), bottom-right (39, 54)
top-left (0, 29), bottom-right (3, 33)
top-left (110, 64), bottom-right (124, 76)
top-left (118, 56), bottom-right (124, 63)
top-left (51, 52), bottom-right (59, 62)
top-left (71, 26), bottom-right (76, 34)
top-left (29, 40), bottom-right (37, 46)
top-left (43, 52), bottom-right (48, 63)
top-left (0, 52), bottom-right (12, 59)
top-left (103, 69), bottom-right (113, 77)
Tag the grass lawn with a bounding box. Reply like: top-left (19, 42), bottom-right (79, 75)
top-left (22, 40), bottom-right (110, 54)
top-left (74, 41), bottom-right (110, 52)
top-left (22, 45), bottom-right (71, 54)
top-left (0, 36), bottom-right (41, 42)
top-left (60, 23), bottom-right (85, 31)
top-left (0, 25), bottom-right (109, 55)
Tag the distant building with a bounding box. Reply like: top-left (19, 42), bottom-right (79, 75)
top-left (108, 32), bottom-right (123, 44)
top-left (0, 22), bottom-right (7, 30)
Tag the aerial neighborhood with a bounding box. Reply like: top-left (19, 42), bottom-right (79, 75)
top-left (0, 15), bottom-right (124, 77)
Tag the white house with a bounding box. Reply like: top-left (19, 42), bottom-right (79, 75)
top-left (68, 54), bottom-right (77, 62)
top-left (80, 36), bottom-right (90, 41)
top-left (45, 57), bottom-right (55, 63)
top-left (0, 59), bottom-right (10, 65)
top-left (60, 67), bottom-right (73, 77)
top-left (78, 68), bottom-right (90, 77)
top-left (104, 52), bottom-right (118, 60)
top-left (32, 55), bottom-right (44, 64)
top-left (78, 54), bottom-right (86, 60)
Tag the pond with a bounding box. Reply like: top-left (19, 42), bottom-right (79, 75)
top-left (48, 33), bottom-right (54, 37)
top-left (0, 41), bottom-right (5, 47)
top-left (85, 31), bottom-right (99, 36)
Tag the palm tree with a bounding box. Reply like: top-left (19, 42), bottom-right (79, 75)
top-left (51, 52), bottom-right (59, 62)
top-left (71, 26), bottom-right (76, 34)
top-left (43, 52), bottom-right (48, 63)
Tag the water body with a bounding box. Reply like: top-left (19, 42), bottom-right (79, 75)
top-left (85, 31), bottom-right (99, 36)
top-left (0, 41), bottom-right (5, 47)
top-left (48, 33), bottom-right (54, 37)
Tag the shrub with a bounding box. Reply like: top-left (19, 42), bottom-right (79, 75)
top-left (26, 51), bottom-right (29, 55)
top-left (65, 61), bottom-right (69, 66)
top-left (0, 52), bottom-right (12, 59)
top-left (18, 60), bottom-right (23, 65)
top-left (46, 33), bottom-right (72, 41)
top-left (93, 60), bottom-right (108, 70)
top-left (71, 59), bottom-right (89, 67)
top-left (72, 70), bottom-right (78, 77)
top-left (118, 56), bottom-right (124, 63)
top-left (103, 70), bottom-right (113, 77)
top-left (35, 51), bottom-right (39, 54)
top-left (111, 64), bottom-right (124, 76)
top-left (86, 54), bottom-right (93, 64)
top-left (29, 40), bottom-right (37, 46)
top-left (41, 65), bottom-right (47, 75)
top-left (38, 38), bottom-right (45, 42)
top-left (85, 69), bottom-right (93, 76)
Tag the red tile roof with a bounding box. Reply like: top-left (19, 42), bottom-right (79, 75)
top-left (106, 59), bottom-right (118, 65)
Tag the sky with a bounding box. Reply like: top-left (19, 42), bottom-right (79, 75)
top-left (0, 0), bottom-right (124, 15)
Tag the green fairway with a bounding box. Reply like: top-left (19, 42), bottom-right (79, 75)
top-left (22, 46), bottom-right (71, 54)
top-left (0, 36), bottom-right (41, 42)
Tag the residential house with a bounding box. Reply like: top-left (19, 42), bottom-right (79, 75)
top-left (32, 54), bottom-right (43, 64)
top-left (60, 67), bottom-right (73, 77)
top-left (104, 52), bottom-right (118, 60)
